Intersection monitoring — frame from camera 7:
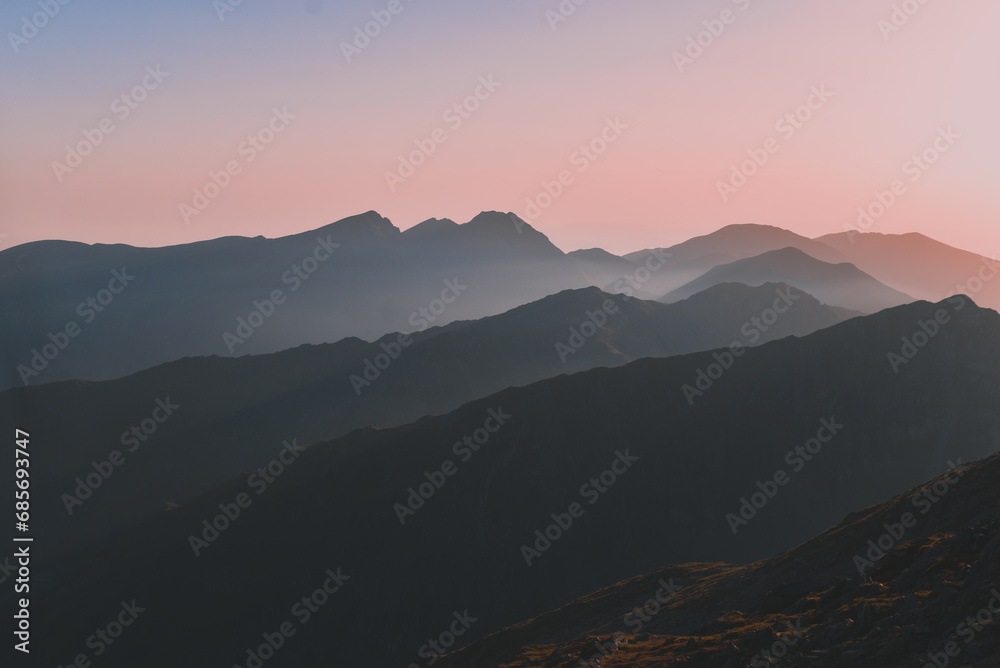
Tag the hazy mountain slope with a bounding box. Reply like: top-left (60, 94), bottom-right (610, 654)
top-left (660, 247), bottom-right (914, 313)
top-left (648, 223), bottom-right (846, 264)
top-left (624, 224), bottom-right (848, 298)
top-left (23, 296), bottom-right (1000, 667)
top-left (0, 211), bottom-right (601, 390)
top-left (567, 249), bottom-right (653, 296)
top-left (0, 283), bottom-right (847, 560)
top-left (442, 453), bottom-right (1000, 667)
top-left (817, 231), bottom-right (1000, 311)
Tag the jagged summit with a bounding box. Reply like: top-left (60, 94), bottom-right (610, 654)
top-left (402, 217), bottom-right (459, 238)
top-left (308, 210), bottom-right (401, 241)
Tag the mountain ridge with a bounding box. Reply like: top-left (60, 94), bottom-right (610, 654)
top-left (22, 295), bottom-right (1000, 667)
top-left (660, 246), bottom-right (914, 313)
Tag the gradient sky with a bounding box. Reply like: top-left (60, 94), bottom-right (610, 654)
top-left (1, 0), bottom-right (998, 255)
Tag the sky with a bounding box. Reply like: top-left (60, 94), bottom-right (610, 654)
top-left (1, 0), bottom-right (998, 256)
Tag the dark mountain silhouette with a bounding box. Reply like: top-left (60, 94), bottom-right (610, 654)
top-left (441, 452), bottom-right (1000, 667)
top-left (0, 211), bottom-right (615, 390)
top-left (817, 230), bottom-right (1000, 311)
top-left (0, 283), bottom-right (848, 561)
top-left (24, 296), bottom-right (1000, 667)
top-left (660, 247), bottom-right (914, 313)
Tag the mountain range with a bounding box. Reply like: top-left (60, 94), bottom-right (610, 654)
top-left (5, 214), bottom-right (996, 394)
top-left (21, 296), bottom-right (1000, 666)
top-left (442, 452), bottom-right (1000, 667)
top-left (4, 213), bottom-right (1000, 667)
top-left (0, 281), bottom-right (849, 561)
top-left (658, 247), bottom-right (912, 313)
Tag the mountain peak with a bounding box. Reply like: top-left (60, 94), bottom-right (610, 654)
top-left (311, 210), bottom-right (400, 241)
top-left (715, 222), bottom-right (794, 234)
top-left (464, 210), bottom-right (532, 230)
top-left (660, 245), bottom-right (913, 312)
top-left (646, 223), bottom-right (847, 265)
top-left (758, 245), bottom-right (824, 261)
top-left (449, 211), bottom-right (565, 256)
top-left (402, 217), bottom-right (459, 239)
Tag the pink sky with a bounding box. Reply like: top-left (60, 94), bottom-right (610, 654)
top-left (2, 0), bottom-right (998, 256)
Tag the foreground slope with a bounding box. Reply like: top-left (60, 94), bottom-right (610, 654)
top-left (21, 296), bottom-right (1000, 666)
top-left (442, 453), bottom-right (1000, 667)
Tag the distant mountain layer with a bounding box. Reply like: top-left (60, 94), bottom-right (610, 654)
top-left (624, 223), bottom-right (850, 299)
top-left (660, 247), bottom-right (914, 313)
top-left (7, 218), bottom-right (999, 390)
top-left (817, 230), bottom-right (1000, 308)
top-left (632, 223), bottom-right (845, 265)
top-left (26, 296), bottom-right (1000, 666)
top-left (0, 282), bottom-right (848, 560)
top-left (441, 452), bottom-right (1000, 667)
top-left (626, 225), bottom-right (1000, 313)
top-left (0, 211), bottom-right (637, 389)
